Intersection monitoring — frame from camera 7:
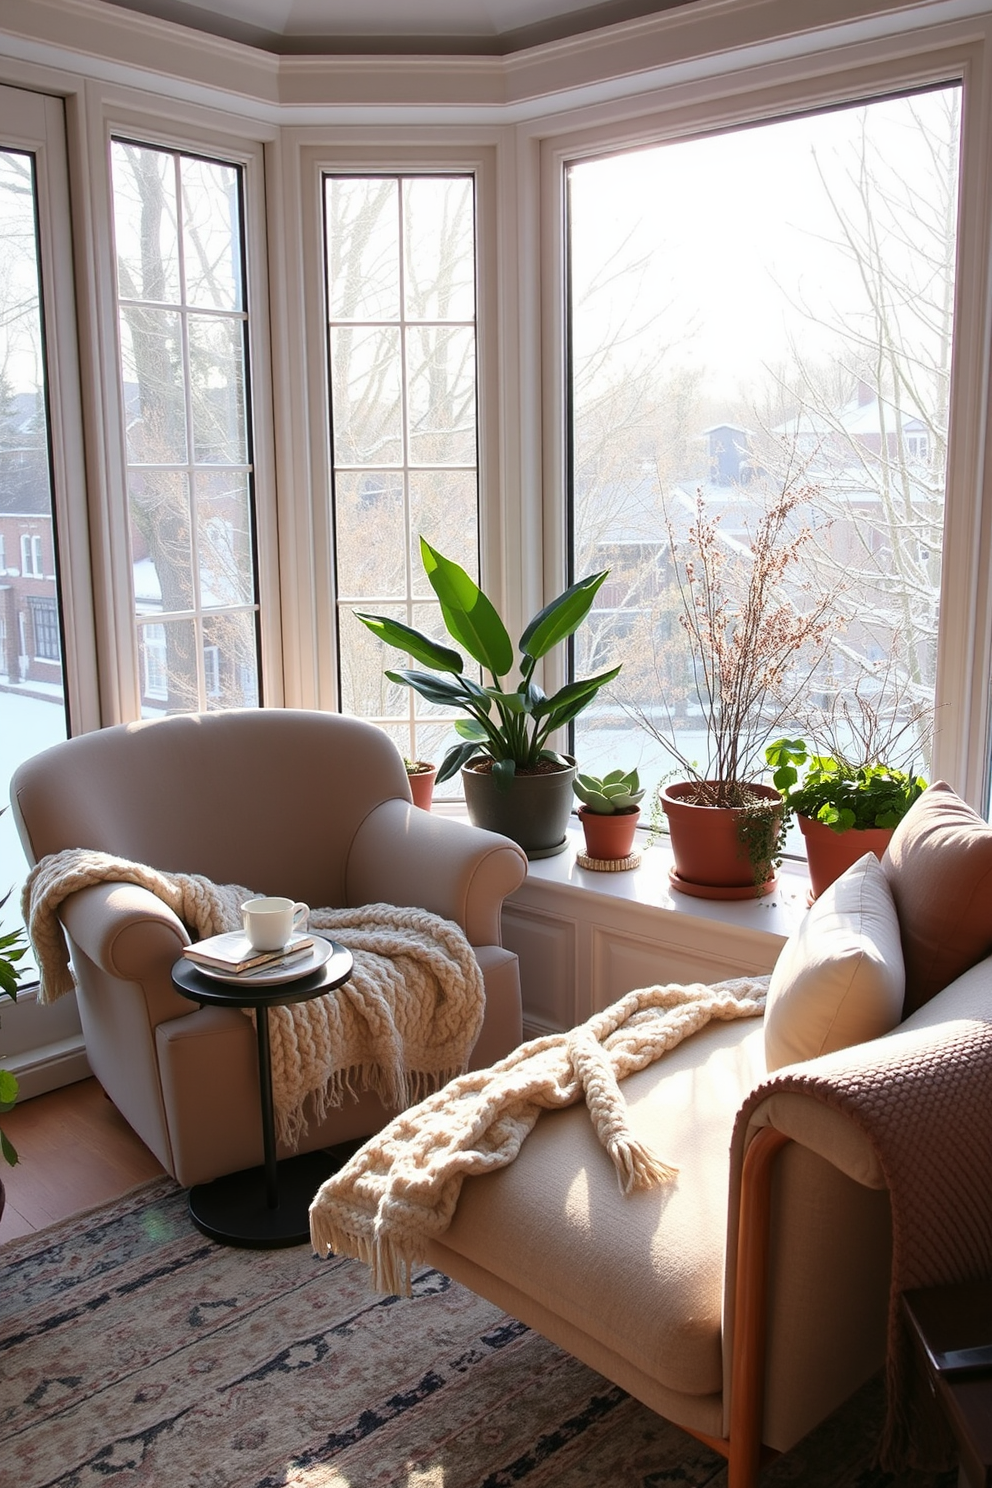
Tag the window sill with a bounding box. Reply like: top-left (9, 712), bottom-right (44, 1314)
top-left (436, 805), bottom-right (808, 1033)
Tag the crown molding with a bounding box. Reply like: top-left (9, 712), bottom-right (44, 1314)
top-left (0, 0), bottom-right (986, 122)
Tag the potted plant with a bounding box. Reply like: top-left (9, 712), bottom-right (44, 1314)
top-left (404, 758), bottom-right (437, 811)
top-left (573, 769), bottom-right (644, 865)
top-left (0, 897), bottom-right (29, 1221)
top-left (356, 537), bottom-right (620, 857)
top-left (766, 738), bottom-right (928, 900)
top-left (626, 483), bottom-right (838, 898)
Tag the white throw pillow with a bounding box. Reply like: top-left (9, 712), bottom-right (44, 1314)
top-left (764, 852), bottom-right (905, 1072)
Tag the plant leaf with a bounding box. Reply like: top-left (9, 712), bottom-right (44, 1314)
top-left (385, 669), bottom-right (478, 708)
top-left (437, 740), bottom-right (484, 784)
top-left (355, 613), bottom-right (464, 674)
top-left (519, 571), bottom-right (610, 660)
top-left (420, 539), bottom-right (514, 679)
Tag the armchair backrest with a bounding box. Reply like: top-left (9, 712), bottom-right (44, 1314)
top-left (11, 709), bottom-right (412, 908)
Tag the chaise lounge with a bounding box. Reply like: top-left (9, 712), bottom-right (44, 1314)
top-left (353, 780), bottom-right (992, 1487)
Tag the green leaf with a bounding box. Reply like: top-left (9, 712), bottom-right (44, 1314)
top-left (483, 688), bottom-right (529, 715)
top-left (533, 666), bottom-right (622, 719)
top-left (385, 669), bottom-right (479, 709)
top-left (355, 612), bottom-right (464, 674)
top-left (420, 539), bottom-right (514, 679)
top-left (519, 571), bottom-right (610, 660)
top-left (454, 718), bottom-right (490, 741)
top-left (0, 1127), bottom-right (18, 1166)
top-left (437, 740), bottom-right (485, 784)
top-left (492, 758), bottom-right (517, 791)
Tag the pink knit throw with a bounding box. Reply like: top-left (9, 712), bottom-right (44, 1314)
top-left (732, 1013), bottom-right (992, 1472)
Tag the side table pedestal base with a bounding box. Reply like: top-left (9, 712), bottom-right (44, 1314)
top-left (188, 1150), bottom-right (340, 1249)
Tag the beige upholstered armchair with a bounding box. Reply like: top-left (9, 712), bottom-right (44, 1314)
top-left (11, 709), bottom-right (528, 1187)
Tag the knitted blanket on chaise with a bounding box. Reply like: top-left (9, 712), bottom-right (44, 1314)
top-left (23, 849), bottom-right (485, 1146)
top-left (309, 975), bottom-right (770, 1295)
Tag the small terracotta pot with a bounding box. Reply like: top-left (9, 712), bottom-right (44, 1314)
top-left (798, 814), bottom-right (895, 900)
top-left (578, 805), bottom-right (640, 861)
top-left (406, 763), bottom-right (436, 810)
top-left (660, 781), bottom-right (783, 899)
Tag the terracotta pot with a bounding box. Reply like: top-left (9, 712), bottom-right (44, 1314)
top-left (660, 781), bottom-right (783, 899)
top-left (462, 757), bottom-right (577, 859)
top-left (578, 805), bottom-right (640, 861)
top-left (406, 763), bottom-right (436, 811)
top-left (798, 814), bottom-right (895, 901)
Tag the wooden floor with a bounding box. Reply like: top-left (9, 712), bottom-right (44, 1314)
top-left (0, 1077), bottom-right (165, 1243)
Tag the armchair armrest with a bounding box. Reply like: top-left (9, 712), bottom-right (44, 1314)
top-left (58, 880), bottom-right (193, 1025)
top-left (346, 798), bottom-right (528, 946)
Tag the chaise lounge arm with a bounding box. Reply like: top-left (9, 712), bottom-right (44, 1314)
top-left (725, 954), bottom-right (992, 1484)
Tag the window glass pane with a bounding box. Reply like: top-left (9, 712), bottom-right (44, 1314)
top-left (326, 177), bottom-right (400, 321)
top-left (112, 139), bottom-right (261, 717)
top-left (196, 472), bottom-right (254, 608)
top-left (406, 325), bottom-right (476, 465)
top-left (111, 140), bottom-right (181, 304)
top-left (130, 469), bottom-right (194, 611)
top-left (568, 87), bottom-right (960, 808)
top-left (203, 612), bottom-right (259, 709)
top-left (408, 470), bottom-right (477, 598)
top-left (188, 314), bottom-right (247, 464)
top-left (180, 156), bottom-right (241, 312)
top-left (0, 143), bottom-right (69, 955)
top-left (137, 614), bottom-right (197, 715)
top-left (330, 325), bottom-right (403, 466)
top-left (118, 308), bottom-right (187, 464)
top-left (334, 471), bottom-right (406, 599)
top-left (403, 176), bottom-right (475, 322)
top-left (325, 172), bottom-right (480, 777)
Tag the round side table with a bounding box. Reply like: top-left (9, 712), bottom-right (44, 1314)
top-left (171, 939), bottom-right (353, 1249)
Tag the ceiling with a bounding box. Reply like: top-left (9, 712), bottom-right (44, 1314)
top-left (97, 0), bottom-right (693, 55)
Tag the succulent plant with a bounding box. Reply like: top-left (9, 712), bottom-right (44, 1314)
top-left (573, 768), bottom-right (644, 815)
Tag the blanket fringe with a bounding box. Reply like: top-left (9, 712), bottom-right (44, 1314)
top-left (608, 1136), bottom-right (679, 1194)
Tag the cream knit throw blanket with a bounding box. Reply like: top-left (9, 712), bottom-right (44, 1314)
top-left (23, 849), bottom-right (485, 1147)
top-left (310, 975), bottom-right (768, 1296)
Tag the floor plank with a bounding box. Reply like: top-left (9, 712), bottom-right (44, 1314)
top-left (0, 1077), bottom-right (165, 1240)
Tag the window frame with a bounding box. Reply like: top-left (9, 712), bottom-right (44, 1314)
top-left (85, 97), bottom-right (281, 723)
top-left (536, 38), bottom-right (992, 807)
top-left (286, 138), bottom-right (503, 717)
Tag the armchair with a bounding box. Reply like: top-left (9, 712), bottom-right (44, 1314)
top-left (10, 709), bottom-right (528, 1187)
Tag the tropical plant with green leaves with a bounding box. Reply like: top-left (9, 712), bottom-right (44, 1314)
top-left (0, 891), bottom-right (29, 1167)
top-left (765, 737), bottom-right (927, 832)
top-left (356, 538), bottom-right (621, 790)
top-left (573, 768), bottom-right (644, 815)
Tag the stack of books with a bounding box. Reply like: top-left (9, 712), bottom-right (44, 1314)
top-left (183, 931), bottom-right (315, 978)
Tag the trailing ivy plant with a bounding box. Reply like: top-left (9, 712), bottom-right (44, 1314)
top-left (765, 737), bottom-right (927, 832)
top-left (356, 538), bottom-right (621, 791)
top-left (0, 889), bottom-right (29, 1167)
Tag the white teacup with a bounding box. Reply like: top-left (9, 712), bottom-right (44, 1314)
top-left (241, 896), bottom-right (309, 952)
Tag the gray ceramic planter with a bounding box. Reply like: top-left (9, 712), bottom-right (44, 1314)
top-left (461, 758), bottom-right (577, 858)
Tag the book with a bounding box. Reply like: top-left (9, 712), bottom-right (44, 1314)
top-left (183, 931), bottom-right (314, 975)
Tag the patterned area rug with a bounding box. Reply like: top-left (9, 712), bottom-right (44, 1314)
top-left (0, 1176), bottom-right (958, 1488)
